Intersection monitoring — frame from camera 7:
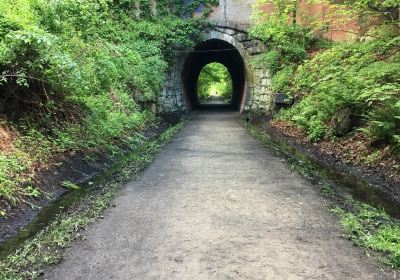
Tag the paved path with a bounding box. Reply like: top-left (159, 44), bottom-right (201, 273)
top-left (45, 112), bottom-right (393, 280)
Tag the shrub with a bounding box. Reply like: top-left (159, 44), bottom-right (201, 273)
top-left (249, 10), bottom-right (313, 74)
top-left (278, 35), bottom-right (400, 145)
top-left (0, 0), bottom-right (204, 213)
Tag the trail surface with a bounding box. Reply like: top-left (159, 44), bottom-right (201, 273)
top-left (45, 112), bottom-right (392, 279)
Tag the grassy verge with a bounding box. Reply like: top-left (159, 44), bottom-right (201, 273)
top-left (246, 121), bottom-right (400, 269)
top-left (0, 122), bottom-right (184, 280)
top-left (332, 204), bottom-right (400, 268)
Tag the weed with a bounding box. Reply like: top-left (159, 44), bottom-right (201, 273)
top-left (361, 150), bottom-right (382, 165)
top-left (332, 204), bottom-right (400, 268)
top-left (61, 181), bottom-right (80, 191)
top-left (251, 0), bottom-right (400, 155)
top-left (0, 122), bottom-right (184, 279)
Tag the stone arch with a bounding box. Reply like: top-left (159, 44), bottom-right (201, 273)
top-left (181, 38), bottom-right (246, 110)
top-left (160, 22), bottom-right (274, 115)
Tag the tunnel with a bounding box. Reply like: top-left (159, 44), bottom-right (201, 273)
top-left (181, 39), bottom-right (247, 111)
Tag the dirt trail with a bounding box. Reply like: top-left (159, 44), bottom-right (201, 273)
top-left (44, 112), bottom-right (394, 279)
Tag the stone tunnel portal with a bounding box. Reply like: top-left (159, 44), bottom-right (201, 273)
top-left (182, 39), bottom-right (246, 111)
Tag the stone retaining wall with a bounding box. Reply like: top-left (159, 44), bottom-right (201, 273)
top-left (160, 21), bottom-right (274, 115)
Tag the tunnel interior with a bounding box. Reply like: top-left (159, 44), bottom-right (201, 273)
top-left (182, 39), bottom-right (246, 111)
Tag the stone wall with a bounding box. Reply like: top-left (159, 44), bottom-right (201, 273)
top-left (160, 21), bottom-right (275, 115)
top-left (249, 66), bottom-right (274, 113)
top-left (207, 0), bottom-right (255, 24)
top-left (200, 0), bottom-right (362, 42)
top-left (159, 0), bottom-right (366, 115)
top-left (160, 64), bottom-right (187, 113)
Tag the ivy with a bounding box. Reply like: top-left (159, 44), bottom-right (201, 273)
top-left (182, 0), bottom-right (219, 18)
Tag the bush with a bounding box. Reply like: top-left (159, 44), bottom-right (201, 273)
top-left (278, 35), bottom-right (400, 146)
top-left (250, 0), bottom-right (400, 149)
top-left (272, 65), bottom-right (295, 93)
top-left (0, 0), bottom-right (204, 213)
top-left (250, 14), bottom-right (313, 74)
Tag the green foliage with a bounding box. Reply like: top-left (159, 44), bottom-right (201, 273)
top-left (0, 152), bottom-right (32, 206)
top-left (197, 63), bottom-right (233, 102)
top-left (251, 0), bottom-right (399, 154)
top-left (61, 181), bottom-right (80, 191)
top-left (0, 0), bottom-right (202, 214)
top-left (271, 65), bottom-right (295, 93)
top-left (329, 0), bottom-right (400, 27)
top-left (250, 17), bottom-right (312, 74)
top-left (332, 204), bottom-right (400, 268)
top-left (182, 0), bottom-right (219, 18)
top-left (250, 0), bottom-right (313, 76)
top-left (278, 36), bottom-right (400, 144)
top-left (252, 0), bottom-right (300, 21)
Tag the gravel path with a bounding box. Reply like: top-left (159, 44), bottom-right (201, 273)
top-left (44, 111), bottom-right (393, 280)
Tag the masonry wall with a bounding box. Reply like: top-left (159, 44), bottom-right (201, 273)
top-left (204, 0), bottom-right (361, 42)
top-left (248, 66), bottom-right (274, 113)
top-left (268, 1), bottom-right (360, 41)
top-left (208, 0), bottom-right (255, 24)
top-left (160, 23), bottom-right (275, 114)
top-left (161, 0), bottom-right (365, 115)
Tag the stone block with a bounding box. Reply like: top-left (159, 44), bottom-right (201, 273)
top-left (235, 33), bottom-right (250, 42)
top-left (261, 79), bottom-right (268, 86)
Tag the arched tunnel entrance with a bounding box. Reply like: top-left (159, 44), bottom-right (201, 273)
top-left (182, 39), bottom-right (247, 111)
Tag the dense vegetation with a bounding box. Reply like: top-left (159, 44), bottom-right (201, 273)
top-left (0, 0), bottom-right (208, 216)
top-left (197, 62), bottom-right (232, 102)
top-left (250, 0), bottom-right (400, 154)
top-left (250, 0), bottom-right (400, 268)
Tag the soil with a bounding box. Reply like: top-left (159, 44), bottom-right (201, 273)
top-left (0, 121), bottom-right (170, 245)
top-left (256, 118), bottom-right (400, 204)
top-left (0, 125), bottom-right (18, 152)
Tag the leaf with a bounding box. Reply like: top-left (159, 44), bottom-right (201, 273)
top-left (62, 181), bottom-right (80, 191)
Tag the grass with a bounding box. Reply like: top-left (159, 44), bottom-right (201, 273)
top-left (246, 120), bottom-right (400, 269)
top-left (0, 114), bottom-right (152, 216)
top-left (61, 181), bottom-right (80, 191)
top-left (332, 204), bottom-right (400, 268)
top-left (0, 122), bottom-right (184, 280)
